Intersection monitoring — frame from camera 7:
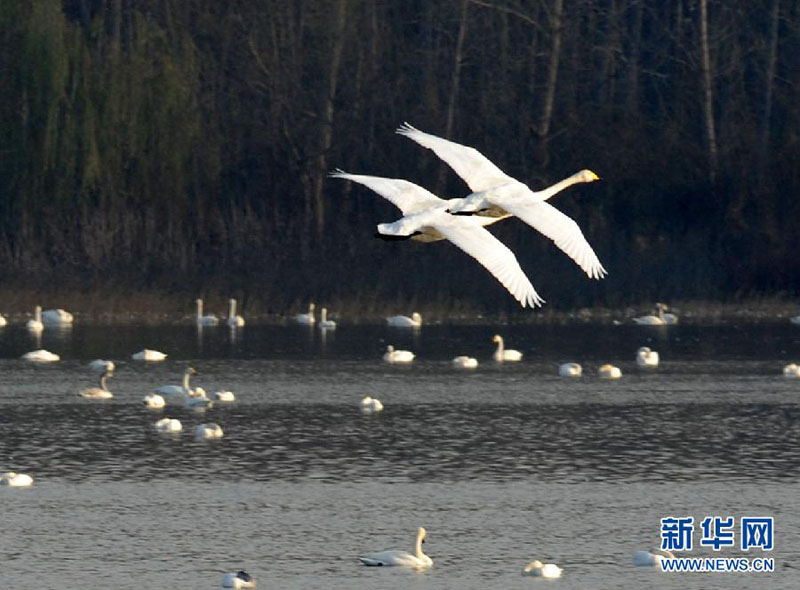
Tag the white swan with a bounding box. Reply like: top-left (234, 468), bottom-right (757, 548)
top-left (598, 364), bottom-right (622, 379)
top-left (521, 559), bottom-right (563, 578)
top-left (783, 363), bottom-right (800, 377)
top-left (359, 396), bottom-right (384, 413)
top-left (143, 393), bottom-right (166, 409)
top-left (0, 472), bottom-right (34, 487)
top-left (633, 303), bottom-right (678, 325)
top-left (226, 298), bottom-right (245, 327)
top-left (21, 349), bottom-right (60, 362)
top-left (637, 347), bottom-right (660, 367)
top-left (27, 306), bottom-right (44, 332)
top-left (493, 335), bottom-right (522, 362)
top-left (359, 526), bottom-right (433, 568)
top-left (222, 570), bottom-right (256, 589)
top-left (559, 362), bottom-right (582, 377)
top-left (452, 355), bottom-right (478, 369)
top-left (295, 303), bottom-right (316, 325)
top-left (0, 313), bottom-right (7, 327)
top-left (383, 345), bottom-right (415, 364)
top-left (634, 548), bottom-right (675, 567)
top-left (214, 390), bottom-right (236, 402)
top-left (88, 359), bottom-right (115, 372)
top-left (156, 367), bottom-right (199, 398)
top-left (195, 423), bottom-right (224, 439)
top-left (196, 298), bottom-right (220, 326)
top-left (387, 312), bottom-right (422, 328)
top-left (78, 370), bottom-right (114, 399)
top-left (154, 417), bottom-right (182, 433)
top-left (331, 171), bottom-right (543, 308)
top-left (397, 123), bottom-right (606, 280)
top-left (41, 308), bottom-right (74, 326)
top-left (131, 348), bottom-right (167, 361)
top-left (319, 307), bottom-right (337, 329)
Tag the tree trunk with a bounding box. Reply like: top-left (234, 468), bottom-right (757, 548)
top-left (536, 0), bottom-right (564, 167)
top-left (758, 0), bottom-right (780, 183)
top-left (699, 0), bottom-right (718, 183)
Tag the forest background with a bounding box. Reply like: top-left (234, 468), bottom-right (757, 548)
top-left (1, 0), bottom-right (798, 320)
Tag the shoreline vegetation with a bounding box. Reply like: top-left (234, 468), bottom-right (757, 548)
top-left (0, 287), bottom-right (797, 326)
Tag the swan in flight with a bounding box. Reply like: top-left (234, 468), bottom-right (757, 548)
top-left (387, 312), bottom-right (422, 327)
top-left (636, 347), bottom-right (659, 367)
top-left (196, 298), bottom-right (219, 326)
top-left (493, 335), bottom-right (522, 362)
top-left (521, 559), bottom-right (563, 578)
top-left (0, 472), bottom-right (34, 487)
top-left (633, 303), bottom-right (678, 325)
top-left (143, 393), bottom-right (166, 409)
top-left (42, 308), bottom-right (74, 326)
top-left (360, 396), bottom-right (384, 413)
top-left (131, 349), bottom-right (167, 361)
top-left (383, 345), bottom-right (415, 363)
top-left (21, 349), bottom-right (60, 362)
top-left (78, 370), bottom-right (114, 399)
top-left (88, 359), bottom-right (115, 372)
top-left (634, 548), bottom-right (675, 567)
top-left (195, 423), bottom-right (224, 439)
top-left (319, 308), bottom-right (337, 329)
top-left (598, 364), bottom-right (622, 379)
top-left (452, 355), bottom-right (478, 369)
top-left (226, 298), bottom-right (245, 327)
top-left (359, 526), bottom-right (433, 568)
top-left (295, 303), bottom-right (316, 325)
top-left (397, 123), bottom-right (606, 280)
top-left (331, 171), bottom-right (543, 308)
top-left (559, 362), bottom-right (582, 377)
top-left (154, 417), bottom-right (182, 433)
top-left (783, 363), bottom-right (800, 377)
top-left (27, 306), bottom-right (44, 332)
top-left (222, 570), bottom-right (256, 589)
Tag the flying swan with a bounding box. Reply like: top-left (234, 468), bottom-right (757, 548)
top-left (358, 526), bottom-right (433, 568)
top-left (330, 171), bottom-right (543, 307)
top-left (396, 123), bottom-right (606, 280)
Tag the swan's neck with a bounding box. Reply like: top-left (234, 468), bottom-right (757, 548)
top-left (183, 372), bottom-right (193, 389)
top-left (196, 299), bottom-right (203, 318)
top-left (495, 338), bottom-right (504, 355)
top-left (321, 308), bottom-right (327, 322)
top-left (229, 299), bottom-right (236, 317)
top-left (537, 173), bottom-right (588, 201)
top-left (100, 373), bottom-right (109, 391)
top-left (34, 306), bottom-right (42, 322)
top-left (415, 532), bottom-right (425, 559)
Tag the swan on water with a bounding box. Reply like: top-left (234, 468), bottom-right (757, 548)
top-left (493, 335), bottom-right (522, 362)
top-left (360, 396), bottom-right (384, 414)
top-left (0, 472), bottom-right (34, 487)
top-left (397, 123), bottom-right (606, 280)
top-left (156, 367), bottom-right (200, 399)
top-left (598, 364), bottom-right (622, 379)
top-left (387, 312), bottom-right (422, 328)
top-left (383, 345), bottom-right (415, 364)
top-left (559, 362), bottom-right (582, 377)
top-left (452, 355), bottom-right (478, 369)
top-left (226, 298), bottom-right (245, 327)
top-left (783, 363), bottom-right (800, 377)
top-left (27, 306), bottom-right (44, 332)
top-left (634, 548), bottom-right (675, 568)
top-left (358, 526), bottom-right (433, 568)
top-left (214, 390), bottom-right (236, 402)
top-left (0, 313), bottom-right (6, 327)
top-left (319, 307), bottom-right (337, 329)
top-left (131, 349), bottom-right (167, 361)
top-left (88, 359), bottom-right (115, 372)
top-left (21, 349), bottom-right (60, 362)
top-left (143, 393), bottom-right (166, 409)
top-left (196, 298), bottom-right (220, 326)
top-left (78, 370), bottom-right (114, 399)
top-left (521, 559), bottom-right (563, 578)
top-left (633, 303), bottom-right (678, 325)
top-left (222, 570), bottom-right (256, 589)
top-left (636, 347), bottom-right (660, 367)
top-left (295, 303), bottom-right (316, 325)
top-left (42, 308), bottom-right (74, 326)
top-left (154, 417), bottom-right (182, 433)
top-left (195, 423), bottom-right (224, 439)
top-left (331, 171), bottom-right (543, 308)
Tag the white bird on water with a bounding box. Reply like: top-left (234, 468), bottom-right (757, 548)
top-left (226, 298), bottom-right (245, 327)
top-left (21, 349), bottom-right (60, 362)
top-left (521, 559), bottom-right (563, 578)
top-left (143, 393), bottom-right (166, 409)
top-left (493, 335), bottom-right (522, 362)
top-left (0, 472), bottom-right (34, 487)
top-left (222, 570), bottom-right (256, 589)
top-left (633, 303), bottom-right (678, 325)
top-left (359, 396), bottom-right (384, 414)
top-left (0, 313), bottom-right (6, 327)
top-left (154, 417), bottom-right (182, 433)
top-left (452, 355), bottom-right (478, 369)
top-left (331, 171), bottom-right (543, 308)
top-left (559, 362), bottom-right (582, 377)
top-left (131, 349), bottom-right (167, 362)
top-left (397, 123), bottom-right (607, 280)
top-left (27, 306), bottom-right (44, 332)
top-left (636, 346), bottom-right (660, 367)
top-left (358, 526), bottom-right (433, 568)
top-left (156, 367), bottom-right (201, 399)
top-left (78, 370), bottom-right (114, 399)
top-left (88, 359), bottom-right (115, 372)
top-left (196, 298), bottom-right (219, 326)
top-left (42, 308), bottom-right (74, 326)
top-left (383, 345), bottom-right (415, 364)
top-left (387, 312), bottom-right (422, 328)
top-left (195, 423), bottom-right (224, 439)
top-left (598, 364), bottom-right (622, 379)
top-left (295, 303), bottom-right (316, 325)
top-left (783, 363), bottom-right (800, 377)
top-left (634, 548), bottom-right (675, 568)
top-left (319, 307), bottom-right (337, 329)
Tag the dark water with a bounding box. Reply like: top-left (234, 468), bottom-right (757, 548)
top-left (1, 323), bottom-right (798, 588)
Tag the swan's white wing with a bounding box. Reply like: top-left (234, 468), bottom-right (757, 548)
top-left (397, 123), bottom-right (512, 191)
top-left (330, 170), bottom-right (443, 215)
top-left (431, 215), bottom-right (544, 308)
top-left (490, 196), bottom-right (607, 279)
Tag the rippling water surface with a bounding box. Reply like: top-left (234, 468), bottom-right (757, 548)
top-left (1, 323), bottom-right (798, 589)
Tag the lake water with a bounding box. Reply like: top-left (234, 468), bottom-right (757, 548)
top-left (1, 322), bottom-right (798, 589)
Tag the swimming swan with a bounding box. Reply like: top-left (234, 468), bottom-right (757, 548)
top-left (360, 396), bottom-right (384, 413)
top-left (27, 306), bottom-right (44, 332)
top-left (452, 355), bottom-right (478, 369)
top-left (156, 367), bottom-right (199, 398)
top-left (783, 363), bottom-right (800, 377)
top-left (521, 560), bottom-right (563, 578)
top-left (331, 171), bottom-right (543, 308)
top-left (154, 417), bottom-right (182, 433)
top-left (0, 472), bottom-right (34, 487)
top-left (397, 123), bottom-right (606, 280)
top-left (21, 349), bottom-right (60, 362)
top-left (226, 298), bottom-right (245, 327)
top-left (598, 364), bottom-right (622, 379)
top-left (143, 393), bottom-right (166, 409)
top-left (358, 526), bottom-right (433, 568)
top-left (634, 548), bottom-right (675, 567)
top-left (636, 347), bottom-right (660, 367)
top-left (78, 370), bottom-right (114, 399)
top-left (222, 570), bottom-right (256, 589)
top-left (195, 423), bottom-right (224, 439)
top-left (214, 390), bottom-right (236, 402)
top-left (295, 303), bottom-right (316, 325)
top-left (633, 303), bottom-right (678, 325)
top-left (387, 312), bottom-right (422, 327)
top-left (41, 308), bottom-right (74, 326)
top-left (493, 335), bottom-right (522, 362)
top-left (383, 345), bottom-right (415, 364)
top-left (196, 298), bottom-right (220, 326)
top-left (88, 359), bottom-right (115, 372)
top-left (559, 362), bottom-right (582, 377)
top-left (319, 307), bottom-right (337, 329)
top-left (131, 349), bottom-right (167, 361)
top-left (0, 313), bottom-right (6, 327)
